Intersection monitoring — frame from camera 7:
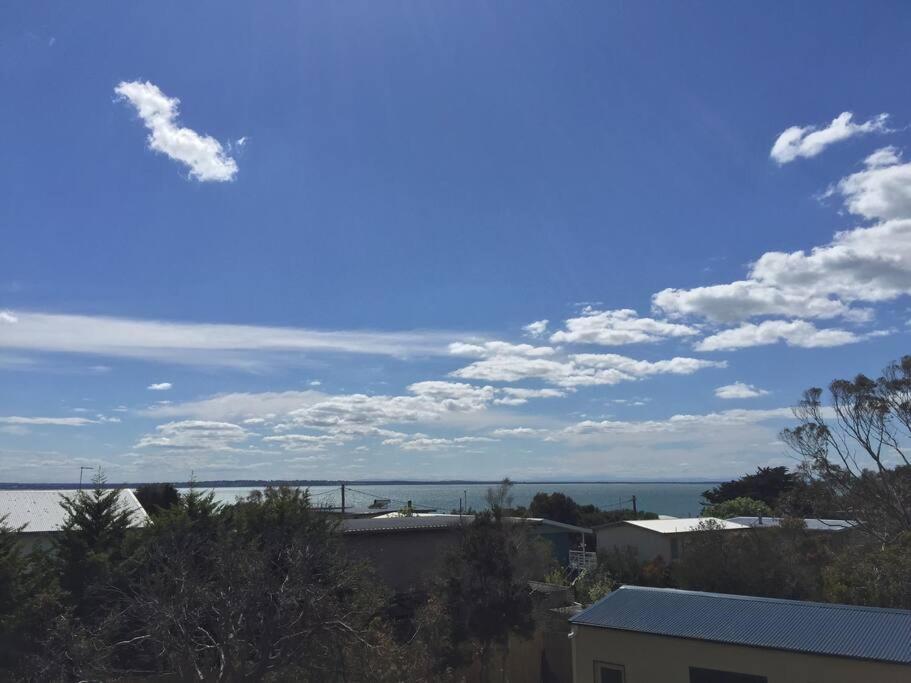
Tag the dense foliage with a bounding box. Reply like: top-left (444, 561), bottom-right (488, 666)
top-left (701, 466), bottom-right (796, 508)
top-left (526, 491), bottom-right (658, 527)
top-left (0, 483), bottom-right (435, 681)
top-left (700, 496), bottom-right (772, 519)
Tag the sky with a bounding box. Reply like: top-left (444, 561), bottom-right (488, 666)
top-left (3, 2), bottom-right (911, 482)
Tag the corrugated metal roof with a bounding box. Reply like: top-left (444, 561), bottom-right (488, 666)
top-left (571, 586), bottom-right (911, 665)
top-left (621, 517), bottom-right (748, 534)
top-left (341, 514), bottom-right (591, 535)
top-left (0, 489), bottom-right (149, 533)
top-left (728, 516), bottom-right (858, 532)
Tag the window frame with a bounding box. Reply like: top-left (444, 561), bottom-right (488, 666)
top-left (593, 660), bottom-right (626, 683)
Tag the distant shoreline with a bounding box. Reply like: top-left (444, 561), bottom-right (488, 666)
top-left (0, 479), bottom-right (721, 489)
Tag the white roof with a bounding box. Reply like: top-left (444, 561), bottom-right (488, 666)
top-left (623, 517), bottom-right (748, 534)
top-left (0, 489), bottom-right (149, 533)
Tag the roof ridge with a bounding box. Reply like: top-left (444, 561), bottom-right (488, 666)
top-left (616, 585), bottom-right (911, 615)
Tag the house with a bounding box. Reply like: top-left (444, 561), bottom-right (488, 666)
top-left (727, 516), bottom-right (857, 532)
top-left (593, 518), bottom-right (747, 563)
top-left (340, 513), bottom-right (591, 593)
top-left (0, 489), bottom-right (149, 552)
top-left (570, 586), bottom-right (911, 683)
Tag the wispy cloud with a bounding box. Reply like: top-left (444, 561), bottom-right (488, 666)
top-left (0, 311), bottom-right (459, 368)
top-left (147, 382), bottom-right (172, 391)
top-left (115, 80), bottom-right (239, 182)
top-left (0, 416), bottom-right (98, 427)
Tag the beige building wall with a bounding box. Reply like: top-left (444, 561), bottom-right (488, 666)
top-left (571, 624), bottom-right (910, 683)
top-left (594, 525), bottom-right (672, 562)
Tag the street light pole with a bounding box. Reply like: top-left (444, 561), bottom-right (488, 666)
top-left (78, 466), bottom-right (92, 490)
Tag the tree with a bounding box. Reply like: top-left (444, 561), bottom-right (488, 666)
top-left (781, 355), bottom-right (911, 543)
top-left (673, 520), bottom-right (828, 601)
top-left (0, 516), bottom-right (58, 673)
top-left (701, 497), bottom-right (772, 519)
top-left (574, 562), bottom-right (616, 605)
top-left (528, 492), bottom-right (579, 525)
top-left (822, 532), bottom-right (911, 609)
top-left (55, 474), bottom-right (137, 617)
top-left (424, 511), bottom-right (536, 682)
top-left (133, 482), bottom-right (180, 515)
top-left (484, 477), bottom-right (516, 514)
top-left (108, 486), bottom-right (414, 681)
top-left (702, 466), bottom-right (796, 508)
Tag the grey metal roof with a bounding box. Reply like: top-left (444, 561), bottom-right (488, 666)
top-left (571, 586), bottom-right (911, 665)
top-left (0, 489), bottom-right (149, 533)
top-left (341, 514), bottom-right (469, 534)
top-left (340, 514), bottom-right (591, 535)
top-left (727, 516), bottom-right (858, 532)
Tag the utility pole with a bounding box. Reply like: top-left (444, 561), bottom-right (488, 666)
top-left (631, 495), bottom-right (638, 515)
top-left (78, 466), bottom-right (92, 490)
top-left (340, 482), bottom-right (346, 516)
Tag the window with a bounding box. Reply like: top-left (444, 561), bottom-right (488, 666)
top-left (594, 661), bottom-right (625, 683)
top-left (689, 666), bottom-right (767, 683)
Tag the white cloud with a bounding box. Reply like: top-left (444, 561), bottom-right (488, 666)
top-left (262, 434), bottom-right (349, 452)
top-left (138, 381), bottom-right (561, 456)
top-left (655, 216), bottom-right (911, 325)
top-left (490, 427), bottom-right (552, 438)
top-left (0, 311), bottom-right (17, 324)
top-left (0, 311), bottom-right (457, 368)
top-left (494, 387), bottom-right (566, 406)
top-left (653, 281), bottom-right (861, 323)
top-left (496, 407), bottom-right (794, 442)
top-left (863, 145), bottom-right (902, 169)
top-left (833, 150), bottom-right (911, 221)
top-left (135, 420), bottom-right (249, 451)
top-left (381, 433), bottom-right (497, 452)
top-left (147, 382), bottom-right (172, 391)
top-left (139, 390), bottom-right (325, 421)
top-left (550, 308), bottom-right (698, 346)
top-left (286, 386), bottom-right (487, 432)
top-left (695, 319), bottom-right (870, 352)
top-left (449, 341), bottom-right (555, 358)
top-left (523, 320), bottom-right (549, 338)
top-left (115, 80), bottom-right (238, 182)
top-left (0, 416), bottom-right (98, 427)
top-left (452, 347), bottom-right (725, 388)
top-left (714, 382), bottom-right (770, 399)
top-left (309, 380), bottom-right (321, 386)
top-left (770, 112), bottom-right (890, 164)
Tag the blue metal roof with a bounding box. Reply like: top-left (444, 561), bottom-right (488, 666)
top-left (571, 586), bottom-right (911, 665)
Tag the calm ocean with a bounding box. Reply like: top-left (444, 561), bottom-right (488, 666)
top-left (186, 482), bottom-right (716, 518)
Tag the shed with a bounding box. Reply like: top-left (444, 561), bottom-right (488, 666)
top-left (340, 514), bottom-right (591, 593)
top-left (570, 585), bottom-right (911, 682)
top-left (0, 489), bottom-right (149, 551)
top-left (593, 518), bottom-right (747, 563)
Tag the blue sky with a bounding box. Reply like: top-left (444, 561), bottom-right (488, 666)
top-left (3, 2), bottom-right (911, 482)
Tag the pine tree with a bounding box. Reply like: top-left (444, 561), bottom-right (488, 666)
top-left (55, 471), bottom-right (136, 617)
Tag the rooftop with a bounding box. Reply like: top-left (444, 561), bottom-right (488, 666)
top-left (597, 517), bottom-right (748, 534)
top-left (727, 516), bottom-right (857, 532)
top-left (0, 489), bottom-right (149, 533)
top-left (340, 513), bottom-right (591, 535)
top-left (571, 586), bottom-right (911, 665)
